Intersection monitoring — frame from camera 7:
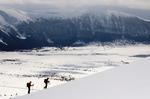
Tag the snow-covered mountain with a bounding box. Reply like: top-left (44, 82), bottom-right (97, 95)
top-left (0, 8), bottom-right (33, 50)
top-left (0, 7), bottom-right (150, 50)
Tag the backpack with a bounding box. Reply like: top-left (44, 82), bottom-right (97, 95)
top-left (26, 83), bottom-right (30, 87)
top-left (44, 79), bottom-right (47, 83)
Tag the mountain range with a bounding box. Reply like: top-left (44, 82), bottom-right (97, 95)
top-left (0, 7), bottom-right (150, 50)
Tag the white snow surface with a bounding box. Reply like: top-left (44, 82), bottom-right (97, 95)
top-left (1, 8), bottom-right (30, 22)
top-left (0, 45), bottom-right (150, 99)
top-left (0, 15), bottom-right (7, 26)
top-left (0, 39), bottom-right (7, 45)
top-left (16, 56), bottom-right (150, 99)
top-left (0, 7), bottom-right (31, 27)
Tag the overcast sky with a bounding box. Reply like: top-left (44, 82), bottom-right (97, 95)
top-left (0, 0), bottom-right (150, 10)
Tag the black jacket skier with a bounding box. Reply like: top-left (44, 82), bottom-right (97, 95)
top-left (26, 81), bottom-right (34, 94)
top-left (44, 78), bottom-right (50, 89)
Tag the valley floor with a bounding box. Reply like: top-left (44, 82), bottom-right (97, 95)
top-left (0, 44), bottom-right (150, 99)
top-left (16, 56), bottom-right (150, 99)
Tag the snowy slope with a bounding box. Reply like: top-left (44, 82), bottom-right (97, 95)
top-left (0, 7), bottom-right (30, 25)
top-left (0, 45), bottom-right (149, 99)
top-left (16, 57), bottom-right (150, 99)
top-left (0, 8), bottom-right (32, 47)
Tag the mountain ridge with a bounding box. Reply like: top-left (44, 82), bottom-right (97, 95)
top-left (0, 8), bottom-right (150, 50)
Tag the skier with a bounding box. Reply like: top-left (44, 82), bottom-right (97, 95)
top-left (26, 81), bottom-right (34, 94)
top-left (44, 78), bottom-right (50, 89)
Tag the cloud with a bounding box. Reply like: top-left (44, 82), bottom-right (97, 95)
top-left (0, 0), bottom-right (150, 9)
